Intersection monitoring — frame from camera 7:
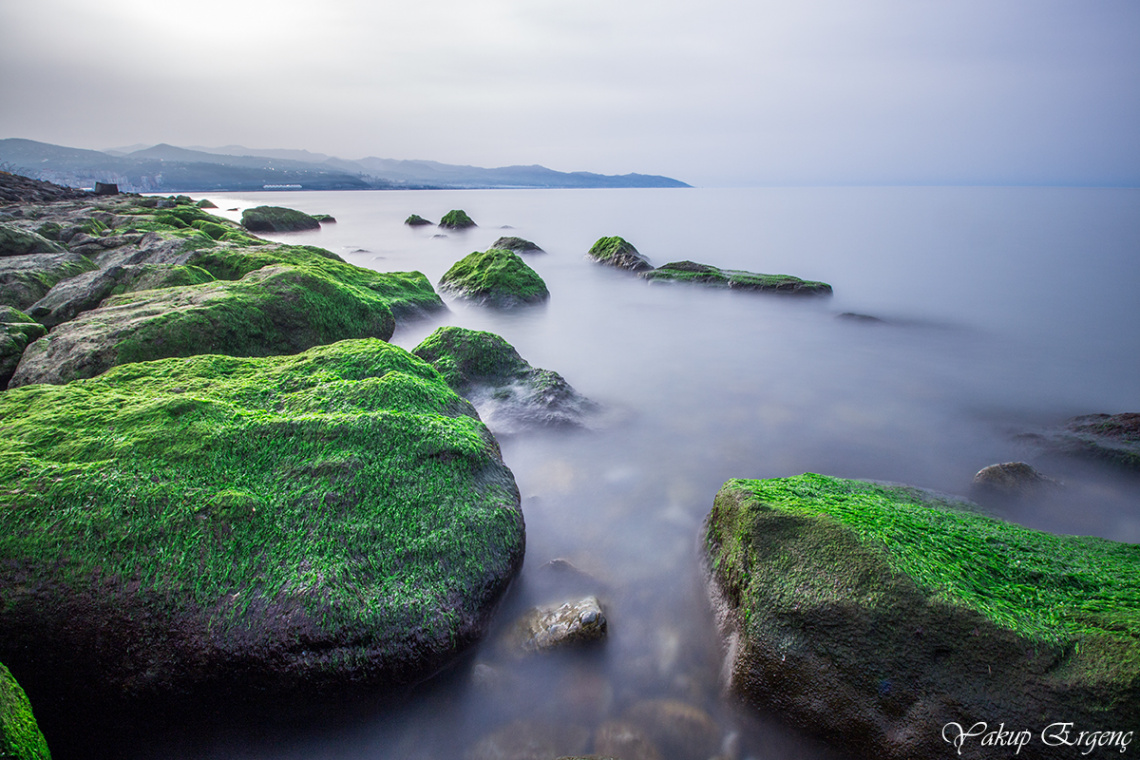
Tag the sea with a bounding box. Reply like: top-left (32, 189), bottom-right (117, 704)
top-left (139, 186), bottom-right (1140, 759)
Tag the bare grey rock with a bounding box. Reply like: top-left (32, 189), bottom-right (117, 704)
top-left (505, 596), bottom-right (607, 655)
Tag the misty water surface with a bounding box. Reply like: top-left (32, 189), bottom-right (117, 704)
top-left (143, 186), bottom-right (1140, 759)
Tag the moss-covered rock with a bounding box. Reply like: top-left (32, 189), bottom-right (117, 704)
top-left (0, 224), bottom-right (65, 258)
top-left (312, 214), bottom-right (336, 224)
top-left (586, 237), bottom-right (651, 272)
top-left (491, 236), bottom-right (543, 254)
top-left (0, 252), bottom-right (99, 310)
top-left (414, 326), bottom-right (596, 433)
top-left (438, 209), bottom-right (476, 229)
top-left (195, 199), bottom-right (218, 209)
top-left (9, 263), bottom-right (413, 387)
top-left (704, 474), bottom-right (1140, 760)
top-left (439, 249), bottom-right (549, 308)
top-left (404, 214), bottom-right (433, 227)
top-left (240, 206), bottom-right (321, 233)
top-left (642, 260), bottom-right (833, 296)
top-left (0, 307), bottom-right (47, 390)
top-left (0, 339), bottom-right (524, 733)
top-left (1039, 413), bottom-right (1140, 472)
top-left (0, 662), bottom-right (51, 760)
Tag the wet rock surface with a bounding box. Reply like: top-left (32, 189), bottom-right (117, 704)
top-left (413, 326), bottom-right (598, 433)
top-left (504, 596), bottom-right (608, 655)
top-left (641, 260), bottom-right (833, 296)
top-left (491, 236), bottom-right (544, 253)
top-left (586, 236), bottom-right (652, 272)
top-left (970, 461), bottom-right (1060, 501)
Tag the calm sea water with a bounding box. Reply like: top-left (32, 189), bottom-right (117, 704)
top-left (145, 186), bottom-right (1140, 759)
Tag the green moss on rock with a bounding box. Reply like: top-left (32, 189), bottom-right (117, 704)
top-left (241, 206), bottom-right (321, 233)
top-left (586, 236), bottom-right (652, 272)
top-left (439, 210), bottom-right (476, 229)
top-left (0, 224), bottom-right (65, 258)
top-left (704, 473), bottom-right (1140, 759)
top-left (439, 249), bottom-right (549, 307)
top-left (1, 307), bottom-right (47, 390)
top-left (9, 264), bottom-right (405, 387)
top-left (0, 339), bottom-right (524, 719)
top-left (0, 663), bottom-right (51, 760)
top-left (405, 214), bottom-right (433, 227)
top-left (491, 236), bottom-right (543, 254)
top-left (643, 260), bottom-right (832, 296)
top-left (0, 252), bottom-right (98, 310)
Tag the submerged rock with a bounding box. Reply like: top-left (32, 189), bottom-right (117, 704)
top-left (468, 720), bottom-right (590, 760)
top-left (592, 721), bottom-right (661, 760)
top-left (971, 462), bottom-right (1060, 502)
top-left (240, 205), bottom-right (321, 232)
top-left (439, 209), bottom-right (477, 229)
top-left (586, 236), bottom-right (652, 272)
top-left (642, 260), bottom-right (832, 296)
top-left (0, 662), bottom-right (51, 760)
top-left (0, 340), bottom-right (524, 738)
top-left (621, 699), bottom-right (721, 760)
top-left (704, 474), bottom-right (1140, 760)
top-left (491, 236), bottom-right (544, 254)
top-left (1042, 413), bottom-right (1140, 471)
top-left (438, 249), bottom-right (549, 308)
top-left (413, 326), bottom-right (597, 433)
top-left (504, 596), bottom-right (608, 655)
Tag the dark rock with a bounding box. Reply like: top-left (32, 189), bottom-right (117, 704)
top-left (837, 312), bottom-right (885, 323)
top-left (438, 249), bottom-right (549, 308)
top-left (970, 462), bottom-right (1060, 501)
top-left (240, 205), bottom-right (321, 233)
top-left (405, 214), bottom-right (433, 226)
top-left (0, 224), bottom-right (65, 257)
top-left (0, 171), bottom-right (88, 204)
top-left (0, 340), bottom-right (524, 741)
top-left (94, 182), bottom-right (118, 196)
top-left (312, 214), bottom-right (336, 224)
top-left (413, 326), bottom-right (597, 434)
top-left (0, 661), bottom-right (51, 760)
top-left (704, 473), bottom-right (1140, 760)
top-left (491, 236), bottom-right (543, 254)
top-left (586, 236), bottom-right (652, 272)
top-left (642, 260), bottom-right (833, 296)
top-left (439, 209), bottom-right (476, 229)
top-left (503, 596), bottom-right (607, 655)
top-left (1052, 413), bottom-right (1140, 471)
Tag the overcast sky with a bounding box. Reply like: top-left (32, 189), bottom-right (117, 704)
top-left (2, 0), bottom-right (1138, 186)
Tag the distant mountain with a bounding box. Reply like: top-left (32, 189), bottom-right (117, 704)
top-left (0, 138), bottom-right (689, 193)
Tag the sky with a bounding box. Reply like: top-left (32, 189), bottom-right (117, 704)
top-left (2, 0), bottom-right (1139, 187)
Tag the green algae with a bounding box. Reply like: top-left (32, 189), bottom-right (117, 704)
top-left (586, 236), bottom-right (651, 271)
top-left (412, 326), bottom-right (532, 392)
top-left (241, 206), bottom-right (321, 233)
top-left (439, 249), bottom-right (548, 307)
top-left (0, 663), bottom-right (50, 760)
top-left (643, 260), bottom-right (833, 295)
top-left (404, 214), bottom-right (433, 226)
top-left (0, 225), bottom-right (65, 258)
top-left (439, 210), bottom-right (476, 229)
top-left (0, 339), bottom-right (524, 694)
top-left (707, 474), bottom-right (1140, 685)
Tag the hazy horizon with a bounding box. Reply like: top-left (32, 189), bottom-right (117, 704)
top-left (3, 0), bottom-right (1139, 187)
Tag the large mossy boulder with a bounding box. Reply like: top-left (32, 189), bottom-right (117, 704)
top-left (240, 205), bottom-right (321, 233)
top-left (0, 340), bottom-right (524, 737)
top-left (438, 209), bottom-right (476, 229)
top-left (10, 264), bottom-right (402, 387)
top-left (586, 236), bottom-right (652, 272)
top-left (438, 249), bottom-right (549, 308)
top-left (413, 326), bottom-right (595, 433)
top-left (0, 224), bottom-right (65, 257)
top-left (704, 474), bottom-right (1139, 760)
top-left (0, 662), bottom-right (51, 760)
top-left (642, 260), bottom-right (832, 296)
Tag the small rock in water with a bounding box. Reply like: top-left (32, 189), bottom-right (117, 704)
top-left (622, 699), bottom-right (721, 760)
top-left (971, 461), bottom-right (1060, 501)
top-left (593, 720), bottom-right (663, 760)
top-left (506, 596), bottom-right (608, 655)
top-left (467, 720), bottom-right (590, 760)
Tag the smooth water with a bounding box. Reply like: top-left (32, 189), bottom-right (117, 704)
top-left (147, 187), bottom-right (1140, 759)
